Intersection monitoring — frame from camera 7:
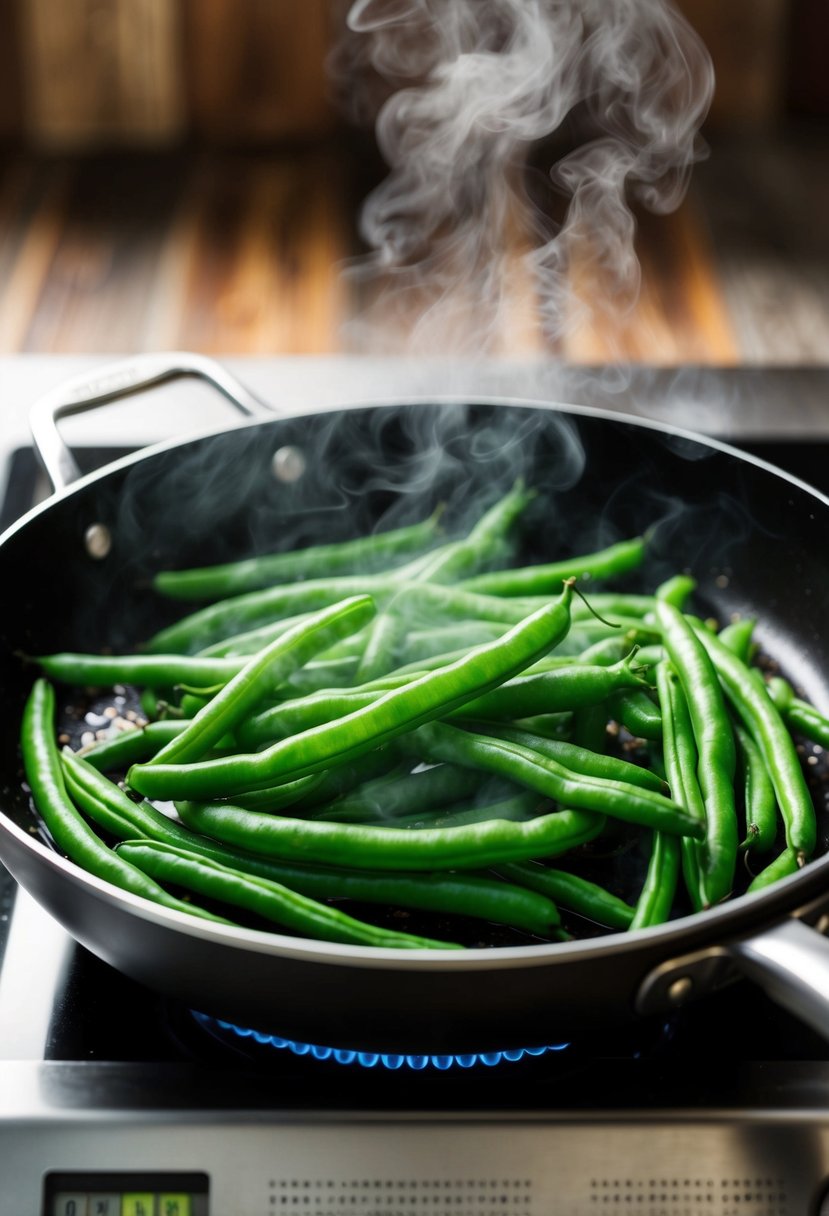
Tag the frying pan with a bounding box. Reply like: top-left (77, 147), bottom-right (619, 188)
top-left (2, 351), bottom-right (829, 1056)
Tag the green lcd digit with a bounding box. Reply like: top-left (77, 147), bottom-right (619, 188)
top-left (123, 1196), bottom-right (155, 1216)
top-left (160, 1197), bottom-right (191, 1216)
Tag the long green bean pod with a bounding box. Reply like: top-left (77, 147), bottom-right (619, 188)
top-left (767, 675), bottom-right (829, 749)
top-left (629, 830), bottom-right (680, 929)
top-left (153, 510), bottom-right (443, 601)
top-left (116, 840), bottom-right (461, 949)
top-left (145, 574), bottom-right (397, 655)
top-left (405, 722), bottom-right (704, 838)
top-left (33, 652), bottom-right (248, 689)
top-left (128, 585), bottom-right (576, 801)
top-left (459, 536), bottom-right (646, 596)
top-left (413, 481), bottom-right (533, 584)
top-left (175, 797), bottom-right (605, 869)
top-left (655, 661), bottom-right (706, 913)
top-left (150, 595), bottom-right (375, 767)
top-left (655, 602), bottom-right (738, 906)
top-left (734, 723), bottom-right (777, 852)
top-left (493, 861), bottom-right (635, 930)
top-left (695, 627), bottom-right (816, 861)
top-left (746, 846), bottom-right (800, 893)
top-left (64, 753), bottom-right (556, 936)
top-left (20, 680), bottom-right (227, 924)
top-left (477, 724), bottom-right (667, 794)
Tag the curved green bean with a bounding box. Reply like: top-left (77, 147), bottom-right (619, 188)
top-left (20, 679), bottom-right (227, 924)
top-left (128, 585), bottom-right (576, 801)
top-left (655, 602), bottom-right (738, 906)
top-left (175, 797), bottom-right (605, 869)
top-left (154, 511), bottom-right (443, 601)
top-left (116, 840), bottom-right (461, 949)
top-left (150, 595), bottom-right (375, 767)
top-left (494, 861), bottom-right (635, 930)
top-left (459, 536), bottom-right (646, 596)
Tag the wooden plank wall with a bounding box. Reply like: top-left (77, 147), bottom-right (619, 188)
top-left (5, 0), bottom-right (336, 149)
top-left (0, 2), bottom-right (823, 361)
top-left (0, 0), bottom-right (823, 149)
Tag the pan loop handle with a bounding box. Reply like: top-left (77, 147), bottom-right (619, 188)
top-left (29, 352), bottom-right (272, 493)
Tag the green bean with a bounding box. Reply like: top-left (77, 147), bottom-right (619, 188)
top-left (79, 720), bottom-right (195, 770)
top-left (655, 602), bottom-right (738, 906)
top-left (609, 688), bottom-right (663, 740)
top-left (145, 574), bottom-right (396, 656)
top-left (150, 595), bottom-right (375, 767)
top-left (406, 722), bottom-right (704, 838)
top-left (307, 763), bottom-right (490, 824)
top-left (655, 661), bottom-right (706, 913)
top-left (570, 700), bottom-right (608, 755)
top-left (229, 751), bottom-right (401, 812)
top-left (717, 617), bottom-right (756, 663)
top-left (493, 861), bottom-right (635, 930)
top-left (354, 610), bottom-right (407, 683)
top-left (746, 846), bottom-right (800, 893)
top-left (448, 654), bottom-right (649, 722)
top-left (242, 860), bottom-right (567, 937)
top-left (695, 627), bottom-right (816, 861)
top-left (413, 481), bottom-right (533, 584)
top-left (629, 830), bottom-right (680, 929)
top-left (127, 584), bottom-right (576, 801)
top-left (511, 713), bottom-right (573, 739)
top-left (397, 622), bottom-right (506, 665)
top-left (389, 585), bottom-right (657, 631)
top-left (65, 752), bottom-right (554, 935)
top-left (767, 675), bottom-right (829, 749)
top-left (153, 511), bottom-right (443, 601)
top-left (140, 688), bottom-right (162, 719)
top-left (478, 724), bottom-right (667, 794)
top-left (175, 797), bottom-right (605, 869)
top-left (238, 687), bottom-right (393, 749)
top-left (459, 536), bottom-right (646, 596)
top-left (734, 723), bottom-right (777, 852)
top-left (350, 489), bottom-right (532, 685)
top-left (279, 656), bottom-right (362, 694)
top-left (116, 840), bottom-right (461, 949)
top-left (198, 612), bottom-right (317, 658)
top-left (33, 652), bottom-right (247, 689)
top-left (62, 759), bottom-right (144, 841)
top-left (20, 680), bottom-right (227, 923)
top-left (654, 574), bottom-right (696, 608)
top-left (633, 644), bottom-right (665, 669)
top-left (389, 792), bottom-right (545, 830)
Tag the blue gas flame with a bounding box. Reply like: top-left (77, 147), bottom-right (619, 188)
top-left (193, 1012), bottom-right (570, 1071)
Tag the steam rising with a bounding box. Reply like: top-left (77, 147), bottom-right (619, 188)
top-left (335, 0), bottom-right (714, 353)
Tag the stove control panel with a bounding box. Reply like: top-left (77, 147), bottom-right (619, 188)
top-left (9, 1119), bottom-right (829, 1216)
top-left (43, 1174), bottom-right (208, 1216)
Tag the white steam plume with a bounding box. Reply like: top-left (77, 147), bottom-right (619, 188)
top-left (334, 0), bottom-right (714, 354)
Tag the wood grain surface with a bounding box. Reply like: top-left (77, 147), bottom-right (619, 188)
top-left (0, 139), bottom-right (822, 362)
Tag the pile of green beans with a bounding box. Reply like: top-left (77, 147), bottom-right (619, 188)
top-left (20, 484), bottom-right (825, 950)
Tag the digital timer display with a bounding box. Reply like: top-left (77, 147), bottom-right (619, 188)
top-left (43, 1173), bottom-right (208, 1216)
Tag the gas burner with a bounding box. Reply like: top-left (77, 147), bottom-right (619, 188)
top-left (191, 1011), bottom-right (571, 1072)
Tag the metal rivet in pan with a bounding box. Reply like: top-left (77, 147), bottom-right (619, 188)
top-left (666, 976), bottom-right (694, 1006)
top-left (272, 445), bottom-right (306, 483)
top-left (84, 522), bottom-right (112, 560)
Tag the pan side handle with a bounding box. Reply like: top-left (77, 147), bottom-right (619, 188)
top-left (729, 918), bottom-right (829, 1040)
top-left (30, 351), bottom-right (272, 492)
